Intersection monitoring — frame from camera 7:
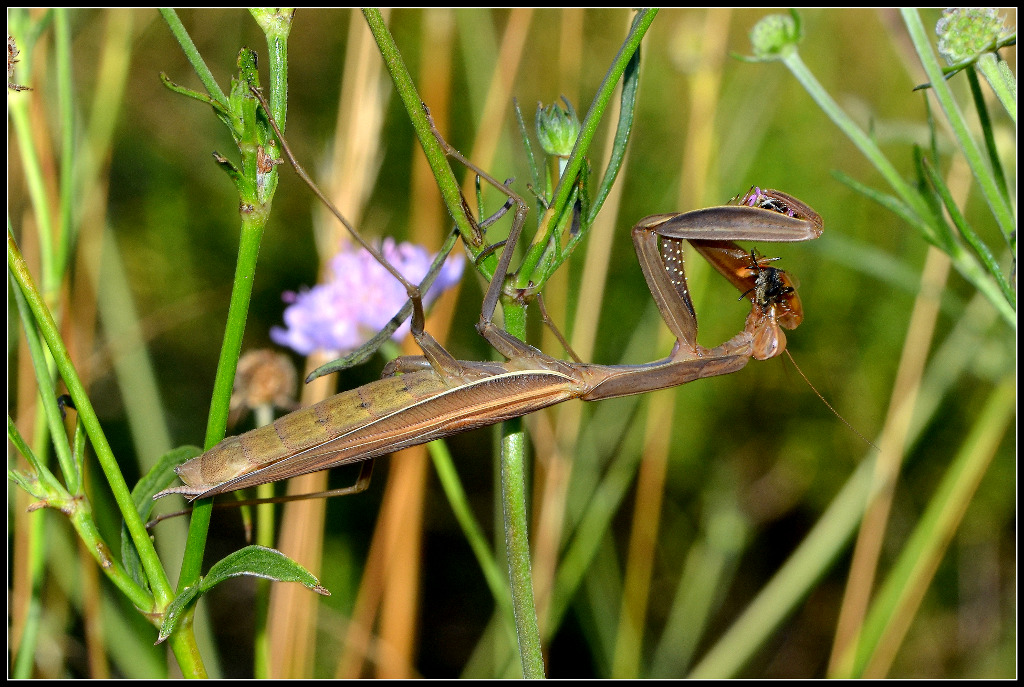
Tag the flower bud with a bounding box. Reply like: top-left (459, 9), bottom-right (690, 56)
top-left (748, 12), bottom-right (802, 61)
top-left (535, 97), bottom-right (580, 158)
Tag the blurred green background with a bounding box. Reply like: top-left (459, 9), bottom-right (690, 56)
top-left (8, 8), bottom-right (1015, 678)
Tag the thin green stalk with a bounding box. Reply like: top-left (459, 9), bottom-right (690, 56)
top-left (650, 499), bottom-right (749, 677)
top-left (921, 159), bottom-right (1014, 306)
top-left (966, 68), bottom-right (1010, 207)
top-left (8, 90), bottom-right (55, 300)
top-left (428, 437), bottom-right (518, 648)
top-left (689, 455), bottom-right (878, 678)
top-left (779, 51), bottom-right (930, 227)
top-left (901, 9), bottom-right (1015, 244)
top-left (252, 405), bottom-right (276, 679)
top-left (95, 230), bottom-right (175, 468)
top-left (7, 416), bottom-right (67, 681)
top-left (250, 8), bottom-right (292, 128)
top-left (688, 281), bottom-right (1006, 678)
top-left (498, 300), bottom-right (546, 678)
top-left (544, 9), bottom-right (657, 237)
top-left (67, 500), bottom-right (151, 606)
top-left (178, 210), bottom-right (266, 583)
top-left (515, 8), bottom-right (656, 290)
top-left (10, 231), bottom-right (206, 675)
top-left (11, 573), bottom-right (43, 677)
top-left (53, 8), bottom-right (75, 289)
top-left (361, 15), bottom-right (545, 672)
top-left (362, 9), bottom-right (479, 253)
top-left (10, 270), bottom-right (78, 490)
top-left (10, 485), bottom-right (46, 678)
top-left (162, 16), bottom-right (289, 676)
top-left (174, 17), bottom-right (288, 594)
top-left (7, 418), bottom-right (61, 498)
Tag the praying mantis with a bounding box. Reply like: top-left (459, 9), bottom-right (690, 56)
top-left (156, 92), bottom-right (823, 502)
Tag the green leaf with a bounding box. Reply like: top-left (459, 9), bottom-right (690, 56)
top-left (921, 158), bottom-right (1015, 307)
top-left (587, 21), bottom-right (641, 224)
top-left (513, 99), bottom-right (542, 204)
top-left (200, 545), bottom-right (331, 596)
top-left (156, 545), bottom-right (329, 643)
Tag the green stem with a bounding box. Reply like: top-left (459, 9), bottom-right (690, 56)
top-left (921, 159), bottom-right (1014, 307)
top-left (178, 210), bottom-right (267, 585)
top-left (510, 8), bottom-right (656, 296)
top-left (499, 301), bottom-right (546, 678)
top-left (365, 16), bottom-right (545, 671)
top-left (544, 9), bottom-right (657, 233)
top-left (54, 8), bottom-right (75, 289)
top-left (428, 438), bottom-right (518, 647)
top-left (10, 230), bottom-right (206, 675)
top-left (67, 502), bottom-right (153, 608)
top-left (11, 501), bottom-right (44, 678)
top-left (165, 16), bottom-right (288, 675)
top-left (9, 268), bottom-right (78, 491)
top-left (175, 10), bottom-right (288, 596)
top-left (253, 404), bottom-right (276, 679)
top-left (250, 8), bottom-right (293, 128)
top-left (689, 455), bottom-right (877, 678)
top-left (8, 231), bottom-right (167, 610)
top-left (780, 51), bottom-right (931, 228)
top-left (362, 9), bottom-right (479, 252)
top-left (8, 89), bottom-right (55, 301)
top-left (965, 68), bottom-right (1011, 209)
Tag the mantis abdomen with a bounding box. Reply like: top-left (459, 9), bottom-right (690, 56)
top-left (168, 364), bottom-right (580, 498)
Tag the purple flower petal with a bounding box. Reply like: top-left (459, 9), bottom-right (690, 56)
top-left (272, 239), bottom-right (465, 356)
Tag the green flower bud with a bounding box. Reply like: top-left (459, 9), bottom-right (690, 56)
top-left (536, 97), bottom-right (580, 158)
top-left (936, 8), bottom-right (1005, 65)
top-left (748, 12), bottom-right (802, 61)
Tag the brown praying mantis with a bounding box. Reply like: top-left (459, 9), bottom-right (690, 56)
top-left (155, 93), bottom-right (823, 503)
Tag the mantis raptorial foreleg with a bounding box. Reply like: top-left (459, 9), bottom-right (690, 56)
top-left (629, 188), bottom-right (822, 365)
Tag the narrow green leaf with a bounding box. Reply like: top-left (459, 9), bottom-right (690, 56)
top-left (200, 545), bottom-right (330, 596)
top-left (829, 172), bottom-right (929, 241)
top-left (514, 99), bottom-right (542, 199)
top-left (921, 158), bottom-right (1015, 307)
top-left (157, 545), bottom-right (328, 643)
top-left (587, 23), bottom-right (641, 224)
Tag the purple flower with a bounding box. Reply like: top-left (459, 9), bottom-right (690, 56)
top-left (270, 238), bottom-right (465, 356)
